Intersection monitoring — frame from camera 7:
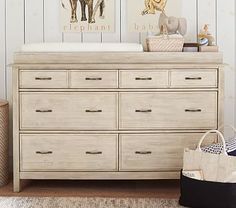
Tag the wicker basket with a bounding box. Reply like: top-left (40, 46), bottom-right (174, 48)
top-left (0, 100), bottom-right (9, 186)
top-left (146, 34), bottom-right (184, 52)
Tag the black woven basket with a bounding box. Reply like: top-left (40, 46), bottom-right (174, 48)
top-left (179, 171), bottom-right (236, 208)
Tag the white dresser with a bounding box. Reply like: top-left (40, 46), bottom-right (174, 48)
top-left (13, 52), bottom-right (223, 192)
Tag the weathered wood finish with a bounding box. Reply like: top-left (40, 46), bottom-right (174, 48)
top-left (20, 70), bottom-right (68, 89)
top-left (14, 52), bottom-right (223, 64)
top-left (20, 92), bottom-right (118, 130)
top-left (119, 92), bottom-right (217, 130)
top-left (13, 52), bottom-right (224, 192)
top-left (170, 69), bottom-right (218, 88)
top-left (119, 133), bottom-right (216, 171)
top-left (20, 134), bottom-right (118, 171)
top-left (70, 70), bottom-right (118, 89)
top-left (119, 70), bottom-right (168, 89)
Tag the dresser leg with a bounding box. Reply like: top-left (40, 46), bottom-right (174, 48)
top-left (13, 178), bottom-right (21, 192)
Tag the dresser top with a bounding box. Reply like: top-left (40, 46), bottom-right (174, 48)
top-left (13, 52), bottom-right (223, 65)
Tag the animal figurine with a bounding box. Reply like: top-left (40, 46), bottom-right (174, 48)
top-left (142, 0), bottom-right (167, 15)
top-left (198, 24), bottom-right (215, 46)
top-left (159, 13), bottom-right (187, 36)
top-left (198, 38), bottom-right (209, 46)
top-left (91, 0), bottom-right (105, 23)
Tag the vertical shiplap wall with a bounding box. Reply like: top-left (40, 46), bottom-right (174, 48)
top-left (0, 0), bottom-right (6, 99)
top-left (0, 0), bottom-right (235, 128)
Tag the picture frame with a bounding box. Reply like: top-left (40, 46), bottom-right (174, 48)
top-left (183, 43), bottom-right (199, 52)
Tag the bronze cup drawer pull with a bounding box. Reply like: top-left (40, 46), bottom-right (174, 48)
top-left (135, 151), bottom-right (152, 155)
top-left (135, 109), bottom-right (152, 113)
top-left (85, 77), bottom-right (102, 81)
top-left (36, 110), bottom-right (53, 113)
top-left (185, 77), bottom-right (202, 80)
top-left (185, 109), bottom-right (202, 113)
top-left (85, 110), bottom-right (102, 113)
top-left (35, 77), bottom-right (52, 81)
top-left (86, 151), bottom-right (103, 155)
top-left (135, 77), bottom-right (152, 81)
top-left (36, 151), bottom-right (53, 155)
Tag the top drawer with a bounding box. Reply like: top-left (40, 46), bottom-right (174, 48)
top-left (70, 70), bottom-right (118, 88)
top-left (119, 70), bottom-right (168, 88)
top-left (20, 70), bottom-right (68, 88)
top-left (170, 69), bottom-right (217, 88)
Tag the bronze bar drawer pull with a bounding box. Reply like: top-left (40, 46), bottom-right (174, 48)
top-left (86, 151), bottom-right (102, 155)
top-left (85, 110), bottom-right (102, 113)
top-left (36, 151), bottom-right (53, 155)
top-left (85, 77), bottom-right (102, 81)
top-left (185, 109), bottom-right (202, 113)
top-left (135, 77), bottom-right (152, 81)
top-left (135, 151), bottom-right (152, 155)
top-left (135, 109), bottom-right (152, 113)
top-left (185, 77), bottom-right (202, 80)
top-left (35, 77), bottom-right (52, 80)
top-left (36, 110), bottom-right (53, 113)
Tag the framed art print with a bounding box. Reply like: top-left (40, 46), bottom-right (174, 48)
top-left (127, 0), bottom-right (183, 32)
top-left (61, 0), bottom-right (115, 32)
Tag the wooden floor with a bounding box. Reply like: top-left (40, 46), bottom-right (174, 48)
top-left (0, 180), bottom-right (180, 198)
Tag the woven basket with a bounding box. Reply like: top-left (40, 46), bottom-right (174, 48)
top-left (146, 34), bottom-right (184, 52)
top-left (0, 100), bottom-right (9, 186)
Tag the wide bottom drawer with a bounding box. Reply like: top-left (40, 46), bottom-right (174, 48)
top-left (20, 134), bottom-right (118, 171)
top-left (119, 133), bottom-right (216, 171)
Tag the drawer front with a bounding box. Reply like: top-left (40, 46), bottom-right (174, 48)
top-left (70, 70), bottom-right (118, 88)
top-left (170, 69), bottom-right (217, 88)
top-left (20, 92), bottom-right (118, 130)
top-left (119, 133), bottom-right (216, 171)
top-left (119, 92), bottom-right (217, 130)
top-left (20, 134), bottom-right (118, 171)
top-left (20, 70), bottom-right (68, 88)
top-left (119, 70), bottom-right (168, 88)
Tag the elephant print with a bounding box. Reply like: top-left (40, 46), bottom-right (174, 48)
top-left (142, 0), bottom-right (167, 15)
top-left (69, 0), bottom-right (78, 23)
top-left (63, 0), bottom-right (105, 23)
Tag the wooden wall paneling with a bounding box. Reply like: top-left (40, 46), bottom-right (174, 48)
top-left (6, 0), bottom-right (25, 97)
top-left (217, 0), bottom-right (236, 133)
top-left (120, 0), bottom-right (140, 43)
top-left (181, 0), bottom-right (197, 42)
top-left (82, 33), bottom-right (102, 43)
top-left (25, 0), bottom-right (44, 43)
top-left (6, 0), bottom-right (25, 170)
top-left (63, 33), bottom-right (82, 42)
top-left (198, 0), bottom-right (217, 40)
top-left (0, 0), bottom-right (6, 99)
top-left (44, 0), bottom-right (63, 42)
top-left (102, 0), bottom-right (121, 42)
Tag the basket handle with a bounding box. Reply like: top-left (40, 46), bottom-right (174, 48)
top-left (197, 130), bottom-right (227, 155)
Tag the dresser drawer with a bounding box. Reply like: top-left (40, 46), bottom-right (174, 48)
top-left (20, 92), bottom-right (118, 130)
top-left (119, 70), bottom-right (168, 88)
top-left (119, 133), bottom-right (216, 171)
top-left (20, 134), bottom-right (118, 171)
top-left (20, 70), bottom-right (68, 88)
top-left (70, 70), bottom-right (118, 88)
top-left (170, 69), bottom-right (217, 88)
top-left (119, 92), bottom-right (217, 130)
